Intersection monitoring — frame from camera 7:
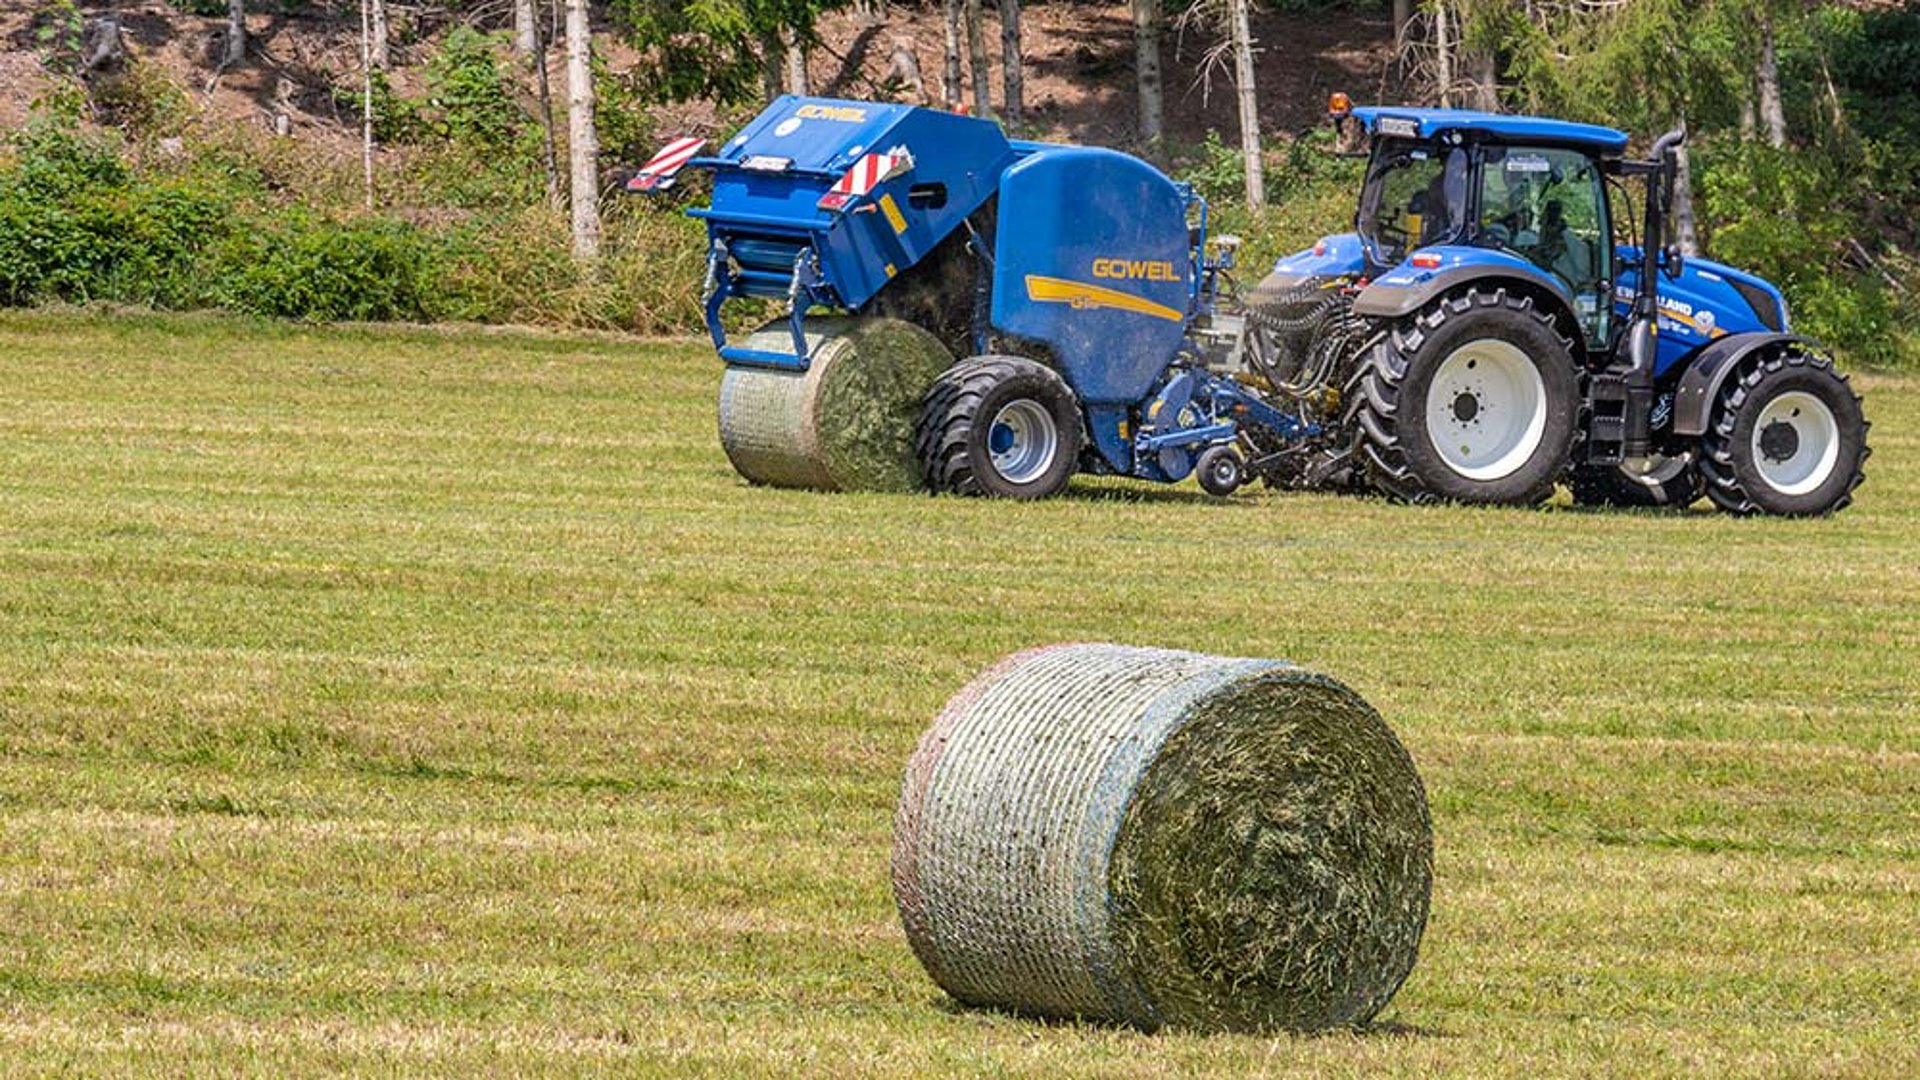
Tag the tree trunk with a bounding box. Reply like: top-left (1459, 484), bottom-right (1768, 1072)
top-left (1672, 145), bottom-right (1698, 257)
top-left (359, 2), bottom-right (373, 209)
top-left (942, 0), bottom-right (963, 109)
top-left (886, 37), bottom-right (928, 104)
top-left (534, 5), bottom-right (562, 212)
top-left (370, 0), bottom-right (390, 70)
top-left (964, 0), bottom-right (992, 118)
top-left (565, 0), bottom-right (600, 263)
top-left (786, 27), bottom-right (809, 95)
top-left (1739, 94), bottom-right (1756, 139)
top-left (81, 14), bottom-right (126, 77)
top-left (225, 0), bottom-right (246, 68)
top-left (1467, 46), bottom-right (1497, 111)
top-left (1132, 0), bottom-right (1162, 147)
top-left (1393, 0), bottom-right (1413, 42)
top-left (758, 30), bottom-right (783, 104)
top-left (513, 0), bottom-right (538, 56)
top-left (1757, 11), bottom-right (1786, 148)
top-left (1434, 1), bottom-right (1452, 108)
top-left (1230, 0), bottom-right (1263, 209)
top-left (1000, 0), bottom-right (1024, 133)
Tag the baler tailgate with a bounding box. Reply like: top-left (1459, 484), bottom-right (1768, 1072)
top-left (637, 95), bottom-right (1018, 370)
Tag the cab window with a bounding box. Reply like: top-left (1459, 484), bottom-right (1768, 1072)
top-left (1360, 141), bottom-right (1469, 265)
top-left (1474, 146), bottom-right (1612, 343)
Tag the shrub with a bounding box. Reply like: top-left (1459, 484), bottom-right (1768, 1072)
top-left (208, 212), bottom-right (439, 323)
top-left (1697, 140), bottom-right (1914, 369)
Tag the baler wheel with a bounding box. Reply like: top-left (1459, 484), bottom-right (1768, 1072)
top-left (917, 356), bottom-right (1081, 499)
top-left (1196, 445), bottom-right (1246, 497)
top-left (1699, 347), bottom-right (1868, 516)
top-left (1353, 288), bottom-right (1578, 505)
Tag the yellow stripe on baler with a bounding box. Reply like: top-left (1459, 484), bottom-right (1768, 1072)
top-left (1023, 276), bottom-right (1184, 323)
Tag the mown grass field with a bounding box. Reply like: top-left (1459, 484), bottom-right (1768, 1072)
top-left (0, 310), bottom-right (1914, 1078)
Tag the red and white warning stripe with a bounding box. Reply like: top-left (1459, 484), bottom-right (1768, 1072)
top-left (818, 147), bottom-right (914, 210)
top-left (627, 136), bottom-right (706, 191)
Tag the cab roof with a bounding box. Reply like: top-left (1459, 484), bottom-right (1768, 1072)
top-left (1350, 106), bottom-right (1631, 155)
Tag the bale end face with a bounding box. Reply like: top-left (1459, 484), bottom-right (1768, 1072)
top-left (717, 317), bottom-right (952, 493)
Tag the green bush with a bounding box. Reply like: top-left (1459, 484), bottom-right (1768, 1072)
top-left (424, 28), bottom-right (526, 152)
top-left (333, 68), bottom-right (423, 146)
top-left (0, 117), bottom-right (235, 306)
top-left (208, 212), bottom-right (440, 323)
top-left (1697, 140), bottom-right (1914, 370)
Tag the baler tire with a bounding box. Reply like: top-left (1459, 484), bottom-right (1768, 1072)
top-left (917, 356), bottom-right (1082, 499)
top-left (1353, 288), bottom-right (1578, 505)
top-left (1196, 445), bottom-right (1246, 497)
top-left (1699, 347), bottom-right (1868, 516)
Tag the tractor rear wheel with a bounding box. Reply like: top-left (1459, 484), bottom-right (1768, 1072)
top-left (1699, 347), bottom-right (1868, 516)
top-left (1353, 288), bottom-right (1579, 505)
top-left (917, 356), bottom-right (1082, 499)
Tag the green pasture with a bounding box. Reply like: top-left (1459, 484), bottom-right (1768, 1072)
top-left (0, 311), bottom-right (1913, 1077)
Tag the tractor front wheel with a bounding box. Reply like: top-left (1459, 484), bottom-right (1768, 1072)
top-left (1700, 347), bottom-right (1868, 516)
top-left (1354, 288), bottom-right (1580, 505)
top-left (917, 356), bottom-right (1082, 499)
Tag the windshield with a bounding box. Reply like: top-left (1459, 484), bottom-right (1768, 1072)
top-left (1359, 140), bottom-right (1469, 265)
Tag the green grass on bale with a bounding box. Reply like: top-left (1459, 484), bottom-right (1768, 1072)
top-left (1109, 674), bottom-right (1431, 1034)
top-left (0, 309), bottom-right (1915, 1078)
top-left (809, 317), bottom-right (953, 492)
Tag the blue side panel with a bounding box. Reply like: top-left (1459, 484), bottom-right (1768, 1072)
top-left (1271, 234), bottom-right (1367, 280)
top-left (1350, 106), bottom-right (1630, 154)
top-left (1615, 249), bottom-right (1790, 377)
top-left (990, 147), bottom-right (1192, 404)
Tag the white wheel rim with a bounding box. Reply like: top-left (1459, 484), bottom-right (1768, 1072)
top-left (1424, 339), bottom-right (1549, 481)
top-left (987, 399), bottom-right (1058, 484)
top-left (1751, 390), bottom-right (1839, 496)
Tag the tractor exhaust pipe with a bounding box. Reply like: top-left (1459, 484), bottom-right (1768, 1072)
top-left (1624, 126), bottom-right (1687, 463)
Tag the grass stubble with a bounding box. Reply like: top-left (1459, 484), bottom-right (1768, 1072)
top-left (0, 310), bottom-right (1913, 1077)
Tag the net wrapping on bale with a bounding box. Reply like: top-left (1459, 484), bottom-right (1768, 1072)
top-left (892, 643), bottom-right (1432, 1034)
top-left (717, 317), bottom-right (952, 492)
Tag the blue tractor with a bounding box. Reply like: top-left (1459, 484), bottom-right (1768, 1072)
top-left (632, 95), bottom-right (1867, 513)
top-left (1264, 100), bottom-right (1869, 513)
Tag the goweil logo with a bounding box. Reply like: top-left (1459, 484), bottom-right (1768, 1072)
top-left (1091, 258), bottom-right (1181, 282)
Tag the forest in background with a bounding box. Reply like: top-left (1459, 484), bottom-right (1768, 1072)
top-left (1, 0), bottom-right (1916, 368)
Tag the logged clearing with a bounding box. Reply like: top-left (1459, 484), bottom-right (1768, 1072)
top-left (0, 311), bottom-right (1915, 1078)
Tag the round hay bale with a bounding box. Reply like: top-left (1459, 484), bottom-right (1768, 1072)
top-left (892, 643), bottom-right (1432, 1034)
top-left (717, 317), bottom-right (952, 492)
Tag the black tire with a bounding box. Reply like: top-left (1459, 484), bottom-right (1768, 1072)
top-left (916, 356), bottom-right (1082, 499)
top-left (1196, 445), bottom-right (1245, 497)
top-left (1569, 461), bottom-right (1705, 509)
top-left (1352, 288), bottom-right (1579, 505)
top-left (1699, 347), bottom-right (1868, 516)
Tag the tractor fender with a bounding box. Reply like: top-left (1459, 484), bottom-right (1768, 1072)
top-left (1265, 233), bottom-right (1368, 290)
top-left (1669, 332), bottom-right (1814, 437)
top-left (1352, 249), bottom-right (1581, 345)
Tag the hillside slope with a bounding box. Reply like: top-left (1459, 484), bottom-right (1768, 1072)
top-left (0, 1), bottom-right (1394, 151)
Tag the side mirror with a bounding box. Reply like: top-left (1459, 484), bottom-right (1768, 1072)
top-left (1663, 242), bottom-right (1684, 280)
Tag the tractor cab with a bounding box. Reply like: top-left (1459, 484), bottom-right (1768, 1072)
top-left (1334, 107), bottom-right (1630, 352)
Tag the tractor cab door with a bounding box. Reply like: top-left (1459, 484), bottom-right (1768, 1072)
top-left (1358, 139), bottom-right (1470, 269)
top-left (1471, 145), bottom-right (1613, 348)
